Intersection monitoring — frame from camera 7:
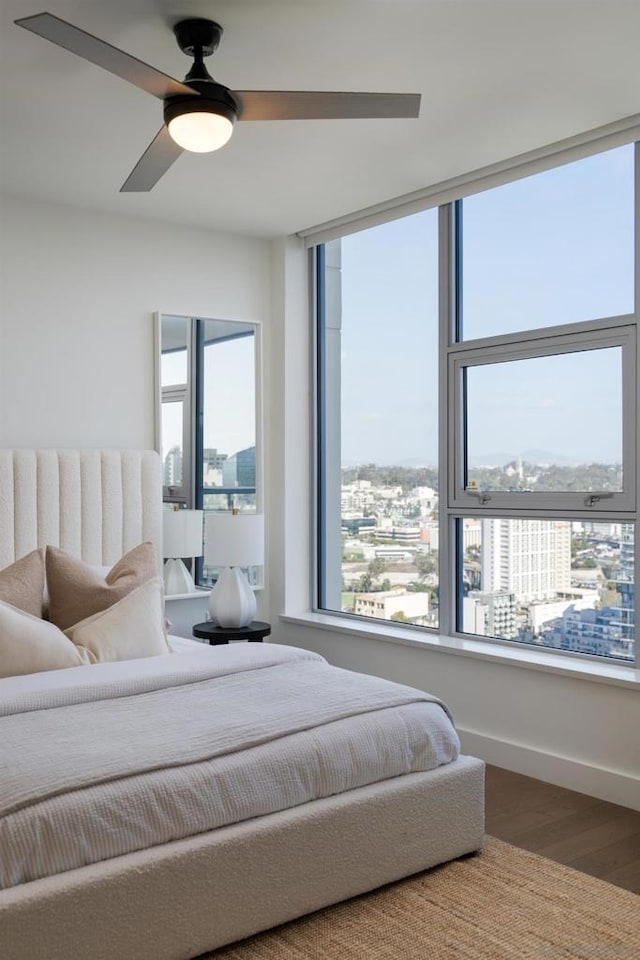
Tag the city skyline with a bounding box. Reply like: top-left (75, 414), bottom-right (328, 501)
top-left (336, 467), bottom-right (634, 660)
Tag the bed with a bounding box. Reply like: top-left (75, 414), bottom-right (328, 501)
top-left (0, 449), bottom-right (484, 960)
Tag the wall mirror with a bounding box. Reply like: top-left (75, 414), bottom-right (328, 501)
top-left (155, 313), bottom-right (261, 590)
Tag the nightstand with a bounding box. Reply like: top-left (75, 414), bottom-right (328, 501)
top-left (192, 620), bottom-right (271, 645)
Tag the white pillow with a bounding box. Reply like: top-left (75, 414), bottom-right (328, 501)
top-left (64, 577), bottom-right (170, 664)
top-left (0, 600), bottom-right (87, 678)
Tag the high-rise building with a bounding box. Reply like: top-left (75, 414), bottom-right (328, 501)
top-left (548, 604), bottom-right (633, 661)
top-left (203, 448), bottom-right (228, 472)
top-left (164, 445), bottom-right (182, 487)
top-left (202, 448), bottom-right (228, 486)
top-left (481, 519), bottom-right (571, 602)
top-left (617, 522), bottom-right (635, 643)
top-left (222, 446), bottom-right (256, 488)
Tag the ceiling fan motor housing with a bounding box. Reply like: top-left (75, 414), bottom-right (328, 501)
top-left (164, 80), bottom-right (239, 128)
top-left (173, 18), bottom-right (222, 58)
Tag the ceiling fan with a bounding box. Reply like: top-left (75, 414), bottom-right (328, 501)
top-left (15, 12), bottom-right (421, 193)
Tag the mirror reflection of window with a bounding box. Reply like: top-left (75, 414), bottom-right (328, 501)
top-left (203, 319), bottom-right (256, 514)
top-left (160, 316), bottom-right (189, 500)
top-left (160, 315), bottom-right (188, 385)
top-left (161, 401), bottom-right (185, 487)
top-left (157, 313), bottom-right (259, 588)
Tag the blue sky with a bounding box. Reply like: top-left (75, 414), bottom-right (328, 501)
top-left (339, 144), bottom-right (634, 467)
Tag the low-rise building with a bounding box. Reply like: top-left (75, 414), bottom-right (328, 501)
top-left (524, 588), bottom-right (599, 634)
top-left (354, 589), bottom-right (429, 622)
top-left (463, 590), bottom-right (517, 639)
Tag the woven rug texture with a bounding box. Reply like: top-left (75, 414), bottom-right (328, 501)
top-left (202, 836), bottom-right (640, 960)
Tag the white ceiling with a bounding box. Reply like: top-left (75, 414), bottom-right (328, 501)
top-left (2, 0), bottom-right (640, 238)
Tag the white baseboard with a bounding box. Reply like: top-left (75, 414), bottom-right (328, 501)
top-left (459, 728), bottom-right (640, 812)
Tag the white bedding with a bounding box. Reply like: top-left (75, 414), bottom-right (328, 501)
top-left (0, 640), bottom-right (460, 889)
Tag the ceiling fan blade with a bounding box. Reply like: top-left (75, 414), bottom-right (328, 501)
top-left (15, 12), bottom-right (197, 100)
top-left (234, 91), bottom-right (421, 121)
top-left (120, 127), bottom-right (183, 192)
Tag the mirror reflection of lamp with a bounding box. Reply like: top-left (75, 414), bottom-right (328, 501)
top-left (204, 511), bottom-right (264, 627)
top-left (162, 508), bottom-right (204, 595)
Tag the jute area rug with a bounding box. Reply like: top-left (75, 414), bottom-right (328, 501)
top-left (203, 837), bottom-right (640, 959)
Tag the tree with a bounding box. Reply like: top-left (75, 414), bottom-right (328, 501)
top-left (415, 552), bottom-right (437, 581)
top-left (391, 611), bottom-right (408, 622)
top-left (356, 572), bottom-right (373, 592)
top-left (368, 557), bottom-right (387, 580)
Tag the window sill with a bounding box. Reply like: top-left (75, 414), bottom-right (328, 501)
top-left (280, 612), bottom-right (639, 690)
top-left (165, 586), bottom-right (264, 601)
top-left (164, 589), bottom-right (210, 601)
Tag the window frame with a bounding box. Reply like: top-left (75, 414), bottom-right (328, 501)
top-left (447, 319), bottom-right (637, 515)
top-left (312, 140), bottom-right (639, 667)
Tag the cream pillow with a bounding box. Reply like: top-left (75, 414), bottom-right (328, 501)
top-left (0, 600), bottom-right (87, 678)
top-left (0, 549), bottom-right (45, 618)
top-left (65, 578), bottom-right (170, 664)
top-left (46, 543), bottom-right (158, 631)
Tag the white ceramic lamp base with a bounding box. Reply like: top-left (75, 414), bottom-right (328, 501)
top-left (163, 558), bottom-right (197, 596)
top-left (208, 566), bottom-right (256, 628)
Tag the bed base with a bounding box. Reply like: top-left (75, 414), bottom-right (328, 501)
top-left (1, 755), bottom-right (484, 960)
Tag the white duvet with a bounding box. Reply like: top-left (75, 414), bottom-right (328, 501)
top-left (0, 639), bottom-right (459, 889)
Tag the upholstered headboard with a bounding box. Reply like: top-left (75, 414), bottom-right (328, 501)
top-left (0, 449), bottom-right (162, 570)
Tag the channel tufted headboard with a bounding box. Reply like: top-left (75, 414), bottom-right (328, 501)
top-left (0, 449), bottom-right (162, 571)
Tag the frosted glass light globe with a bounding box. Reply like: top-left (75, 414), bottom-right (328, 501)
top-left (168, 112), bottom-right (233, 153)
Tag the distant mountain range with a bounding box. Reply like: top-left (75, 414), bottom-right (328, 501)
top-left (341, 457), bottom-right (437, 469)
top-left (342, 451), bottom-right (617, 469)
top-left (468, 450), bottom-right (612, 467)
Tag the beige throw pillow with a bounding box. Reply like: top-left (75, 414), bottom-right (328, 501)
top-left (65, 578), bottom-right (170, 664)
top-left (0, 600), bottom-right (87, 678)
top-left (46, 543), bottom-right (158, 631)
top-left (0, 549), bottom-right (45, 618)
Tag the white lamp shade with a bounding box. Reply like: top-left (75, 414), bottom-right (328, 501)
top-left (204, 513), bottom-right (264, 568)
top-left (163, 509), bottom-right (204, 559)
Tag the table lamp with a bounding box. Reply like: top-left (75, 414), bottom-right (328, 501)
top-left (162, 508), bottom-right (204, 595)
top-left (204, 512), bottom-right (264, 627)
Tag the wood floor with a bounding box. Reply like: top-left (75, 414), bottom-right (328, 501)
top-left (485, 765), bottom-right (640, 894)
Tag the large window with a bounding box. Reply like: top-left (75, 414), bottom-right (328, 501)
top-left (317, 211), bottom-right (440, 627)
top-left (315, 143), bottom-right (637, 664)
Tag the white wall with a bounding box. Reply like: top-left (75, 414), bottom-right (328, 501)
top-left (0, 194), bottom-right (272, 632)
top-left (0, 195), bottom-right (270, 450)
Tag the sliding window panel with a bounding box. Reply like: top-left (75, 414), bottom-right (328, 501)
top-left (449, 325), bottom-right (636, 513)
top-left (317, 211), bottom-right (440, 628)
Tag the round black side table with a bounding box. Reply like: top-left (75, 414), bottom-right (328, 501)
top-left (192, 620), bottom-right (271, 645)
